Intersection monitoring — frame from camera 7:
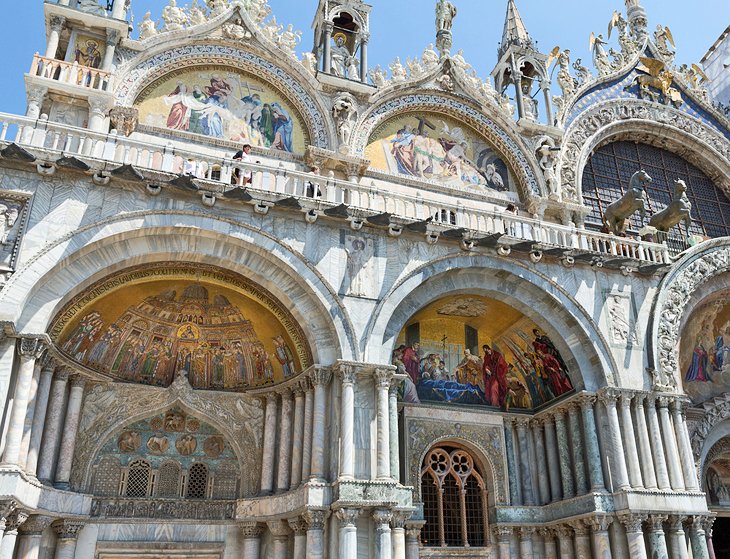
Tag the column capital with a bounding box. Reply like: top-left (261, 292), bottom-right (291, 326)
top-left (374, 367), bottom-right (394, 388)
top-left (106, 29), bottom-right (120, 46)
top-left (25, 85), bottom-right (48, 106)
top-left (647, 514), bottom-right (668, 532)
top-left (69, 374), bottom-right (87, 389)
top-left (632, 392), bottom-right (648, 408)
top-left (323, 20), bottom-right (334, 33)
top-left (518, 526), bottom-right (536, 538)
top-left (239, 521), bottom-right (264, 538)
top-left (538, 526), bottom-right (556, 540)
top-left (54, 367), bottom-right (72, 382)
top-left (541, 414), bottom-right (555, 426)
top-left (278, 386), bottom-right (292, 399)
top-left (359, 31), bottom-right (371, 44)
top-left (655, 395), bottom-right (671, 409)
top-left (335, 507), bottom-right (360, 527)
top-left (40, 354), bottom-right (57, 373)
top-left (287, 517), bottom-right (308, 535)
top-left (265, 391), bottom-right (278, 404)
top-left (19, 514), bottom-right (53, 535)
top-left (17, 337), bottom-right (45, 359)
top-left (292, 384), bottom-right (305, 398)
top-left (303, 509), bottom-right (329, 530)
top-left (569, 519), bottom-right (590, 537)
top-left (494, 525), bottom-right (514, 540)
top-left (298, 377), bottom-right (312, 392)
top-left (701, 514), bottom-right (716, 534)
top-left (336, 363), bottom-right (356, 385)
top-left (689, 514), bottom-right (710, 534)
top-left (555, 524), bottom-right (573, 538)
top-left (529, 417), bottom-right (544, 429)
top-left (391, 510), bottom-right (412, 529)
top-left (0, 499), bottom-right (18, 520)
top-left (586, 514), bottom-right (612, 532)
top-left (310, 366), bottom-right (332, 387)
top-left (577, 393), bottom-right (597, 410)
top-left (49, 15), bottom-right (66, 31)
top-left (514, 417), bottom-right (530, 430)
top-left (667, 514), bottom-right (687, 531)
top-left (4, 510), bottom-right (29, 532)
top-left (619, 513), bottom-right (647, 534)
top-left (372, 508), bottom-right (393, 527)
top-left (598, 387), bottom-right (620, 407)
top-left (88, 95), bottom-right (113, 119)
top-left (618, 391), bottom-right (634, 408)
top-left (266, 519), bottom-right (291, 538)
top-left (52, 519), bottom-right (85, 540)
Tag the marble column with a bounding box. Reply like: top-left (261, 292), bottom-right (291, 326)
top-left (0, 337), bottom-right (16, 433)
top-left (15, 515), bottom-right (53, 559)
top-left (373, 509), bottom-right (393, 559)
top-left (646, 514), bottom-right (668, 559)
top-left (240, 522), bottom-right (263, 559)
top-left (618, 393), bottom-right (643, 489)
top-left (18, 360), bottom-right (43, 469)
top-left (24, 362), bottom-right (55, 475)
top-left (37, 369), bottom-right (69, 483)
top-left (405, 523), bottom-right (424, 559)
top-left (567, 404), bottom-right (588, 495)
top-left (88, 96), bottom-right (111, 133)
top-left (288, 517), bottom-right (307, 559)
top-left (555, 410), bottom-right (575, 498)
top-left (493, 526), bottom-right (511, 559)
top-left (375, 369), bottom-right (393, 480)
top-left (304, 510), bottom-right (328, 559)
top-left (336, 508), bottom-right (359, 559)
top-left (111, 0), bottom-right (128, 18)
top-left (541, 527), bottom-right (558, 559)
top-left (689, 516), bottom-right (711, 559)
top-left (389, 381), bottom-right (400, 480)
top-left (310, 368), bottom-right (332, 481)
top-left (619, 514), bottom-right (648, 559)
top-left (541, 81), bottom-right (554, 124)
top-left (671, 399), bottom-right (700, 491)
top-left (359, 34), bottom-right (369, 83)
top-left (290, 386), bottom-right (305, 488)
top-left (578, 395), bottom-right (605, 492)
top-left (54, 375), bottom-right (86, 488)
top-left (656, 396), bottom-right (684, 490)
top-left (543, 416), bottom-right (562, 500)
top-left (322, 21), bottom-right (333, 74)
top-left (704, 517), bottom-right (716, 559)
top-left (532, 419), bottom-right (550, 504)
top-left (260, 393), bottom-right (278, 494)
top-left (2, 338), bottom-right (44, 465)
top-left (515, 419), bottom-right (535, 504)
top-left (557, 526), bottom-right (575, 559)
top-left (0, 511), bottom-right (28, 559)
top-left (518, 527), bottom-right (534, 558)
top-left (588, 516), bottom-right (612, 559)
top-left (44, 16), bottom-right (65, 59)
top-left (645, 395), bottom-right (671, 490)
top-left (632, 394), bottom-right (658, 490)
top-left (267, 520), bottom-right (290, 559)
top-left (571, 520), bottom-right (591, 558)
top-left (391, 512), bottom-right (409, 559)
top-left (338, 365), bottom-right (356, 480)
top-left (504, 422), bottom-right (521, 504)
top-left (599, 389), bottom-right (630, 491)
top-left (276, 389), bottom-right (293, 492)
top-left (667, 515), bottom-right (689, 559)
top-left (301, 381), bottom-right (313, 483)
top-left (101, 30), bottom-right (118, 72)
top-left (25, 86), bottom-right (47, 120)
top-left (51, 521), bottom-right (84, 559)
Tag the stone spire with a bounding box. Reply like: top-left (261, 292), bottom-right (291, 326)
top-left (498, 0), bottom-right (532, 58)
top-left (624, 0), bottom-right (648, 42)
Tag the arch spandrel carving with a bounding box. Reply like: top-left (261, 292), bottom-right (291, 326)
top-left (74, 374), bottom-right (263, 494)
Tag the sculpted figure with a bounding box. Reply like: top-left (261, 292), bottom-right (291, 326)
top-left (537, 141), bottom-right (559, 198)
top-left (242, 0), bottom-right (269, 23)
top-left (278, 24), bottom-right (301, 56)
top-left (188, 0), bottom-right (208, 26)
top-left (117, 430), bottom-right (140, 452)
top-left (138, 11), bottom-right (158, 40)
top-left (161, 0), bottom-right (188, 32)
top-left (601, 169), bottom-right (652, 235)
top-left (556, 49), bottom-right (577, 96)
top-left (590, 33), bottom-right (611, 75)
top-left (406, 57), bottom-right (424, 79)
top-left (261, 15), bottom-right (282, 42)
top-left (369, 65), bottom-right (389, 87)
top-left (76, 0), bottom-right (106, 16)
top-left (422, 43), bottom-right (439, 69)
top-left (332, 94), bottom-right (358, 148)
top-left (573, 58), bottom-right (592, 85)
top-left (207, 0), bottom-right (228, 17)
top-left (452, 49), bottom-right (473, 75)
top-left (649, 179), bottom-right (693, 234)
top-left (301, 52), bottom-right (317, 75)
top-left (0, 204), bottom-right (20, 245)
top-left (330, 34), bottom-right (350, 78)
top-left (435, 0), bottom-right (457, 32)
top-left (389, 57), bottom-right (407, 82)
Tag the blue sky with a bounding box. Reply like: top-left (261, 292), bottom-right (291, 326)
top-left (0, 1), bottom-right (727, 115)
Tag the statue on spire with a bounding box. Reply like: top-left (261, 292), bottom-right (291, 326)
top-left (435, 0), bottom-right (457, 55)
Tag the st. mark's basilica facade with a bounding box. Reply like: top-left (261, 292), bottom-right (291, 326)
top-left (0, 0), bottom-right (729, 557)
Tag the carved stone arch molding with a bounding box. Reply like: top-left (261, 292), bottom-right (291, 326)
top-left (353, 93), bottom-right (544, 200)
top-left (558, 98), bottom-right (730, 203)
top-left (701, 435), bottom-right (730, 489)
top-left (74, 375), bottom-right (264, 495)
top-left (650, 239), bottom-right (730, 395)
top-left (113, 46), bottom-right (334, 149)
top-left (404, 416), bottom-right (507, 506)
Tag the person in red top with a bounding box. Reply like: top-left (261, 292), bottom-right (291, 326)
top-left (401, 342), bottom-right (421, 384)
top-left (482, 344), bottom-right (508, 408)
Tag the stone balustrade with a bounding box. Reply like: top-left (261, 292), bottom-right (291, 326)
top-left (29, 54), bottom-right (111, 92)
top-left (0, 111), bottom-right (671, 265)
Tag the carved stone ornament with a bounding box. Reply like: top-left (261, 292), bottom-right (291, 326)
top-left (52, 520), bottom-right (85, 540)
top-left (147, 435), bottom-right (169, 453)
top-left (176, 434), bottom-right (197, 455)
top-left (203, 435), bottom-right (225, 457)
top-left (0, 192), bottom-right (31, 282)
top-left (91, 498), bottom-right (235, 520)
top-left (405, 417), bottom-right (506, 504)
top-left (109, 106), bottom-right (139, 137)
top-left (240, 521), bottom-right (264, 538)
top-left (117, 430), bottom-right (140, 452)
top-left (304, 509), bottom-right (328, 530)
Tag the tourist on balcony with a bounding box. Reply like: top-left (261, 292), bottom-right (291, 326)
top-left (504, 203), bottom-right (518, 236)
top-left (232, 144), bottom-right (255, 185)
top-left (305, 166), bottom-right (322, 198)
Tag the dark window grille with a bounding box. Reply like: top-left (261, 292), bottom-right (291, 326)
top-left (126, 459), bottom-right (151, 498)
top-left (581, 141), bottom-right (730, 239)
top-left (421, 474), bottom-right (441, 547)
top-left (186, 463), bottom-right (208, 499)
top-left (157, 460), bottom-right (181, 498)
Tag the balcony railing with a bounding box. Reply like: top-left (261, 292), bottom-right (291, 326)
top-left (29, 53), bottom-right (111, 91)
top-left (0, 111), bottom-right (672, 266)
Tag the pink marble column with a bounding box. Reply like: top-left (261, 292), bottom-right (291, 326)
top-left (36, 369), bottom-right (70, 483)
top-left (53, 375), bottom-right (86, 488)
top-left (24, 362), bottom-right (55, 475)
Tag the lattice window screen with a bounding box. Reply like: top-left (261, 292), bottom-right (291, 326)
top-left (156, 460), bottom-right (182, 498)
top-left (92, 456), bottom-right (122, 496)
top-left (125, 459), bottom-right (151, 498)
top-left (212, 462), bottom-right (239, 499)
top-left (186, 463), bottom-right (209, 499)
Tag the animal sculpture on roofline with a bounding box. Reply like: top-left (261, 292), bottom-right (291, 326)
top-left (601, 169), bottom-right (652, 236)
top-left (649, 179), bottom-right (693, 235)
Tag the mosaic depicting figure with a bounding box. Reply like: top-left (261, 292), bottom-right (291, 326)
top-left (55, 279), bottom-right (305, 392)
top-left (365, 113), bottom-right (512, 193)
top-left (74, 38), bottom-right (102, 69)
top-left (137, 68), bottom-right (306, 153)
top-left (393, 296), bottom-right (574, 410)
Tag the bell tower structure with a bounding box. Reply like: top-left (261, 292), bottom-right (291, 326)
top-left (312, 0), bottom-right (371, 83)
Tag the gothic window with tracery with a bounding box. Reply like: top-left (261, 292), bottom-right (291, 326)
top-left (93, 456), bottom-right (121, 496)
top-left (421, 446), bottom-right (489, 547)
top-left (186, 462), bottom-right (209, 499)
top-left (156, 460), bottom-right (182, 498)
top-left (582, 141), bottom-right (730, 238)
top-left (125, 459), bottom-right (152, 497)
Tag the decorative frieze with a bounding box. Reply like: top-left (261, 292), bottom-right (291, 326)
top-left (90, 498), bottom-right (236, 520)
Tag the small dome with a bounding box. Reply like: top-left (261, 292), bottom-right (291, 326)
top-left (181, 285), bottom-right (209, 301)
top-left (214, 294), bottom-right (232, 306)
